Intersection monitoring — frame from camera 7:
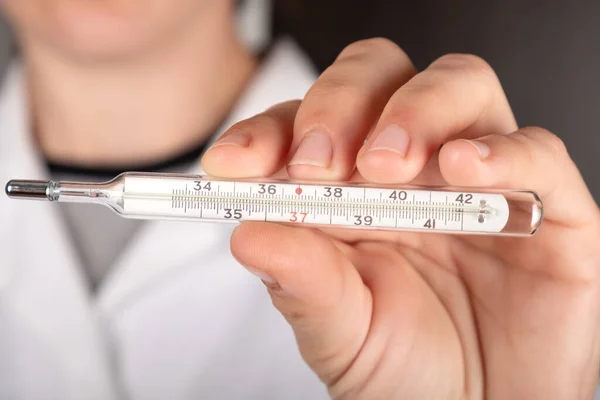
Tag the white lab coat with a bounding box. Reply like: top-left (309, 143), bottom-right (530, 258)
top-left (0, 39), bottom-right (329, 400)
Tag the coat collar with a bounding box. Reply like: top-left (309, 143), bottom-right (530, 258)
top-left (0, 60), bottom-right (119, 400)
top-left (0, 38), bottom-right (316, 309)
top-left (0, 63), bottom-right (89, 292)
top-left (95, 38), bottom-right (317, 312)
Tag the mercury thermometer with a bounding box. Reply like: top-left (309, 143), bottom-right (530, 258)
top-left (5, 172), bottom-right (543, 236)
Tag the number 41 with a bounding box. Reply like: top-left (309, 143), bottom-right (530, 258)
top-left (424, 219), bottom-right (436, 229)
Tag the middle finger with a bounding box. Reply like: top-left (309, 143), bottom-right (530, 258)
top-left (287, 38), bottom-right (416, 181)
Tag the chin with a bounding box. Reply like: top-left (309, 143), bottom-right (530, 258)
top-left (48, 24), bottom-right (160, 62)
top-left (44, 3), bottom-right (171, 61)
top-left (4, 0), bottom-right (210, 62)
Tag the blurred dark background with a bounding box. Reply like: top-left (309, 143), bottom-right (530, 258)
top-left (274, 0), bottom-right (600, 203)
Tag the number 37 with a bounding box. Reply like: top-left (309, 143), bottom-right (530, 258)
top-left (289, 212), bottom-right (308, 223)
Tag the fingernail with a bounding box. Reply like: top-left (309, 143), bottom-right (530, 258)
top-left (366, 124), bottom-right (410, 157)
top-left (288, 130), bottom-right (333, 168)
top-left (464, 139), bottom-right (491, 159)
top-left (211, 132), bottom-right (251, 148)
top-left (244, 266), bottom-right (277, 285)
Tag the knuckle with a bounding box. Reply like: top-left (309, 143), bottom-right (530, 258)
top-left (296, 73), bottom-right (370, 128)
top-left (231, 113), bottom-right (282, 133)
top-left (267, 99), bottom-right (302, 112)
top-left (264, 99), bottom-right (302, 118)
top-left (270, 294), bottom-right (320, 329)
top-left (545, 132), bottom-right (569, 156)
top-left (435, 53), bottom-right (493, 72)
top-left (521, 126), bottom-right (569, 157)
top-left (338, 37), bottom-right (407, 61)
top-left (305, 77), bottom-right (366, 108)
top-left (383, 101), bottom-right (422, 126)
top-left (382, 83), bottom-right (438, 122)
top-left (433, 53), bottom-right (498, 82)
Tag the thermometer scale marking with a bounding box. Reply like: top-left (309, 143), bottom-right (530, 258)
top-left (122, 177), bottom-right (510, 233)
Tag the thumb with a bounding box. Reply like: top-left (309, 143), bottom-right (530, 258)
top-left (230, 222), bottom-right (372, 386)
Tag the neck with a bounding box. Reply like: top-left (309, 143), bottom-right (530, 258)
top-left (24, 5), bottom-right (257, 167)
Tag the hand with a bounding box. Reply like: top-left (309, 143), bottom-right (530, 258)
top-left (201, 38), bottom-right (600, 399)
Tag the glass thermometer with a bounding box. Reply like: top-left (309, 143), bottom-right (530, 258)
top-left (5, 172), bottom-right (543, 236)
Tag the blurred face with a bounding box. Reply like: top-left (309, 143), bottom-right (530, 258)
top-left (1, 0), bottom-right (225, 60)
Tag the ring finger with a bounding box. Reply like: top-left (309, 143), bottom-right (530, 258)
top-left (357, 53), bottom-right (518, 184)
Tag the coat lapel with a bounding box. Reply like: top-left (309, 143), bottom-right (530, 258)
top-left (97, 38), bottom-right (317, 314)
top-left (0, 64), bottom-right (118, 399)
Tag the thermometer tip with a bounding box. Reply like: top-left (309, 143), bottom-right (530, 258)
top-left (5, 180), bottom-right (51, 200)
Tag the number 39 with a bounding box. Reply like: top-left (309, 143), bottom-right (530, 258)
top-left (354, 215), bottom-right (373, 226)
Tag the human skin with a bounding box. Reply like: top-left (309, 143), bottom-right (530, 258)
top-left (201, 38), bottom-right (600, 399)
top-left (1, 0), bottom-right (256, 166)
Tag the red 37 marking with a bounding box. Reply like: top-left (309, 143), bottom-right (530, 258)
top-left (289, 212), bottom-right (308, 223)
